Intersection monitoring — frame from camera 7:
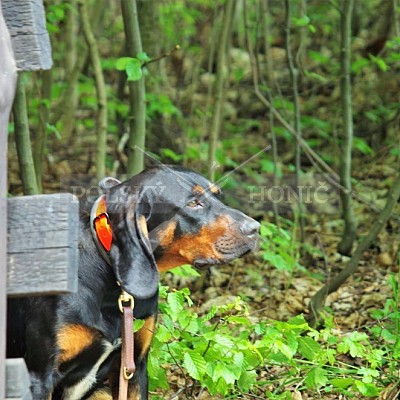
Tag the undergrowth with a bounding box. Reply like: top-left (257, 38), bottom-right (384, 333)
top-left (148, 223), bottom-right (400, 399)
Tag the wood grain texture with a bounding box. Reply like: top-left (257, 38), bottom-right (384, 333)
top-left (7, 194), bottom-right (79, 296)
top-left (1, 0), bottom-right (52, 70)
top-left (0, 3), bottom-right (17, 398)
top-left (5, 359), bottom-right (32, 400)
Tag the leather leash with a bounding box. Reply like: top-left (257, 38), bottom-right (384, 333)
top-left (90, 191), bottom-right (137, 399)
top-left (118, 290), bottom-right (136, 400)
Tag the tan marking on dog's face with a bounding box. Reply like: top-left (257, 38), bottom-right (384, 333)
top-left (157, 221), bottom-right (177, 248)
top-left (138, 215), bottom-right (149, 240)
top-left (57, 324), bottom-right (98, 364)
top-left (209, 183), bottom-right (221, 195)
top-left (192, 184), bottom-right (205, 195)
top-left (157, 215), bottom-right (232, 271)
top-left (136, 316), bottom-right (156, 360)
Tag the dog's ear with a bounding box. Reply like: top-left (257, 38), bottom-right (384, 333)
top-left (108, 190), bottom-right (159, 299)
top-left (99, 176), bottom-right (121, 192)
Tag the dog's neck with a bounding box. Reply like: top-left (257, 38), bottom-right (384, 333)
top-left (78, 226), bottom-right (158, 321)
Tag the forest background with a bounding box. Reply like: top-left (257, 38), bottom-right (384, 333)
top-left (7, 0), bottom-right (400, 399)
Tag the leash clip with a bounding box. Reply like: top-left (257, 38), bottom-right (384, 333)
top-left (118, 290), bottom-right (135, 313)
top-left (123, 366), bottom-right (134, 380)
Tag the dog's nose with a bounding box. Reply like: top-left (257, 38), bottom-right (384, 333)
top-left (239, 219), bottom-right (260, 237)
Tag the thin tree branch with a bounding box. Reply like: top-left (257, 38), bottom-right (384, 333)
top-left (260, 0), bottom-right (280, 225)
top-left (338, 0), bottom-right (357, 255)
top-left (13, 73), bottom-right (39, 195)
top-left (79, 0), bottom-right (108, 180)
top-left (208, 0), bottom-right (235, 181)
top-left (121, 0), bottom-right (146, 175)
top-left (285, 0), bottom-right (305, 242)
top-left (308, 170), bottom-right (400, 327)
top-left (143, 45), bottom-right (181, 67)
top-left (33, 69), bottom-right (52, 192)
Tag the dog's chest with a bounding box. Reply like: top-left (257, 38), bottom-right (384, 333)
top-left (56, 324), bottom-right (121, 399)
top-left (63, 341), bottom-right (117, 399)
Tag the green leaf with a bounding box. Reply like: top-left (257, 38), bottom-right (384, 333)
top-left (160, 148), bottom-right (183, 162)
top-left (353, 137), bottom-right (374, 155)
top-left (369, 54), bottom-right (388, 72)
top-left (167, 291), bottom-right (184, 320)
top-left (136, 51), bottom-right (151, 63)
top-left (126, 58), bottom-right (143, 81)
top-left (169, 264), bottom-right (200, 278)
top-left (226, 315), bottom-right (251, 325)
top-left (292, 15), bottom-right (311, 27)
top-left (156, 324), bottom-right (172, 342)
top-left (46, 123), bottom-right (61, 140)
top-left (354, 380), bottom-right (379, 397)
top-left (331, 378), bottom-right (354, 389)
top-left (308, 24), bottom-right (316, 33)
top-left (233, 352), bottom-right (244, 369)
top-left (133, 319), bottom-right (145, 332)
top-left (204, 306), bottom-right (217, 321)
top-left (115, 57), bottom-right (132, 71)
top-left (298, 336), bottom-right (322, 361)
top-left (304, 367), bottom-right (327, 389)
top-left (275, 339), bottom-right (297, 359)
top-left (237, 369), bottom-right (257, 392)
top-left (213, 363), bottom-right (236, 385)
top-left (148, 353), bottom-right (169, 390)
top-left (183, 350), bottom-right (206, 380)
top-left (214, 334), bottom-right (234, 348)
top-left (351, 57), bottom-right (369, 74)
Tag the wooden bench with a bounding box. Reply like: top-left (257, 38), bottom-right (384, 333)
top-left (6, 193), bottom-right (79, 400)
top-left (0, 1), bottom-right (79, 398)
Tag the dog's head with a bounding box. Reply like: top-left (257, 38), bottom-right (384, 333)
top-left (105, 166), bottom-right (260, 299)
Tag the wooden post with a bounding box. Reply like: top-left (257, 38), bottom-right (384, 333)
top-left (2, 0), bottom-right (52, 70)
top-left (7, 194), bottom-right (79, 296)
top-left (0, 1), bottom-right (17, 397)
top-left (1, 1), bottom-right (52, 397)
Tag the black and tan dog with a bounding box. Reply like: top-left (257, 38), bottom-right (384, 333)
top-left (7, 165), bottom-right (260, 399)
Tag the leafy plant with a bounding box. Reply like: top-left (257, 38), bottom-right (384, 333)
top-left (149, 282), bottom-right (391, 398)
top-left (259, 221), bottom-right (302, 274)
top-left (116, 52), bottom-right (151, 81)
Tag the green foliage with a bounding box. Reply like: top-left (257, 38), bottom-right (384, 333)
top-left (116, 52), bottom-right (150, 81)
top-left (149, 278), bottom-right (400, 398)
top-left (259, 221), bottom-right (302, 274)
top-left (353, 137), bottom-right (374, 155)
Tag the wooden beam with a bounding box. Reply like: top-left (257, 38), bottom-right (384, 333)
top-left (0, 2), bottom-right (17, 397)
top-left (5, 359), bottom-right (32, 400)
top-left (7, 194), bottom-right (79, 296)
top-left (1, 0), bottom-right (52, 70)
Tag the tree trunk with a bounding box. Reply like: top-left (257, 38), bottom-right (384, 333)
top-left (121, 0), bottom-right (146, 175)
top-left (79, 0), bottom-right (108, 181)
top-left (285, 0), bottom-right (305, 242)
top-left (58, 0), bottom-right (79, 142)
top-left (208, 0), bottom-right (235, 181)
top-left (13, 73), bottom-right (39, 195)
top-left (260, 0), bottom-right (280, 225)
top-left (33, 69), bottom-right (52, 192)
top-left (55, 0), bottom-right (106, 143)
top-left (338, 0), bottom-right (357, 255)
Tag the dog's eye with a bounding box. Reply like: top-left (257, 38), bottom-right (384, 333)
top-left (187, 199), bottom-right (204, 208)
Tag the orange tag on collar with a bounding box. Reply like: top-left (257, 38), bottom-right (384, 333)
top-left (94, 214), bottom-right (112, 251)
top-left (92, 196), bottom-right (112, 252)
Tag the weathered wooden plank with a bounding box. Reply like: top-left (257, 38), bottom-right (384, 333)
top-left (7, 194), bottom-right (79, 296)
top-left (1, 0), bottom-right (52, 70)
top-left (5, 359), bottom-right (32, 400)
top-left (0, 3), bottom-right (17, 398)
